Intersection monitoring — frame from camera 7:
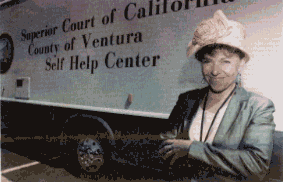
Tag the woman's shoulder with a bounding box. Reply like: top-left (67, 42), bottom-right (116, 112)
top-left (241, 88), bottom-right (275, 127)
top-left (180, 88), bottom-right (203, 95)
top-left (178, 87), bottom-right (208, 100)
top-left (180, 87), bottom-right (206, 95)
top-left (241, 87), bottom-right (275, 109)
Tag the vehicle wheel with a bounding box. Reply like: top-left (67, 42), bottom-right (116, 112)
top-left (61, 114), bottom-right (115, 177)
top-left (76, 136), bottom-right (104, 173)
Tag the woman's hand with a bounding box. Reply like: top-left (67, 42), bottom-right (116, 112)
top-left (159, 139), bottom-right (193, 165)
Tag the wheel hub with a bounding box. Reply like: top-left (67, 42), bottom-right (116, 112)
top-left (77, 138), bottom-right (104, 172)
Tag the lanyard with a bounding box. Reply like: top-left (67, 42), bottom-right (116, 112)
top-left (200, 86), bottom-right (236, 142)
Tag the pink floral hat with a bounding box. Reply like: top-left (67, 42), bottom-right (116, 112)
top-left (186, 10), bottom-right (250, 62)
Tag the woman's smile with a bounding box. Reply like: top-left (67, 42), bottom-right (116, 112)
top-left (209, 77), bottom-right (225, 81)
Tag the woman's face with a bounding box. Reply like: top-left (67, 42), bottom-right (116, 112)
top-left (201, 49), bottom-right (245, 93)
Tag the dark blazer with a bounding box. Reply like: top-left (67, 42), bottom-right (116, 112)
top-left (163, 86), bottom-right (276, 181)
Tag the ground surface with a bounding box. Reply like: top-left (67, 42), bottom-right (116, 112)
top-left (1, 137), bottom-right (175, 182)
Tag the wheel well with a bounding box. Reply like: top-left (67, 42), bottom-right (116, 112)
top-left (61, 113), bottom-right (115, 146)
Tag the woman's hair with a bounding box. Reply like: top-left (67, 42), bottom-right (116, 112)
top-left (195, 43), bottom-right (245, 62)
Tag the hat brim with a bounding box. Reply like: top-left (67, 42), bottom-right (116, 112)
top-left (187, 41), bottom-right (250, 62)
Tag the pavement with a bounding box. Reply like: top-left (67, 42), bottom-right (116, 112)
top-left (1, 176), bottom-right (12, 182)
top-left (1, 138), bottom-right (83, 182)
top-left (1, 137), bottom-right (168, 182)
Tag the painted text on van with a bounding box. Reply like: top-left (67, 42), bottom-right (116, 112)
top-left (21, 27), bottom-right (58, 43)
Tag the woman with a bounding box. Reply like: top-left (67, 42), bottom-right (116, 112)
top-left (158, 10), bottom-right (275, 182)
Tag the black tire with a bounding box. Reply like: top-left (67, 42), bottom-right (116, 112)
top-left (61, 114), bottom-right (115, 178)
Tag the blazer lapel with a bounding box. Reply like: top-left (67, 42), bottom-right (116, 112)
top-left (179, 87), bottom-right (208, 139)
top-left (212, 86), bottom-right (249, 146)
